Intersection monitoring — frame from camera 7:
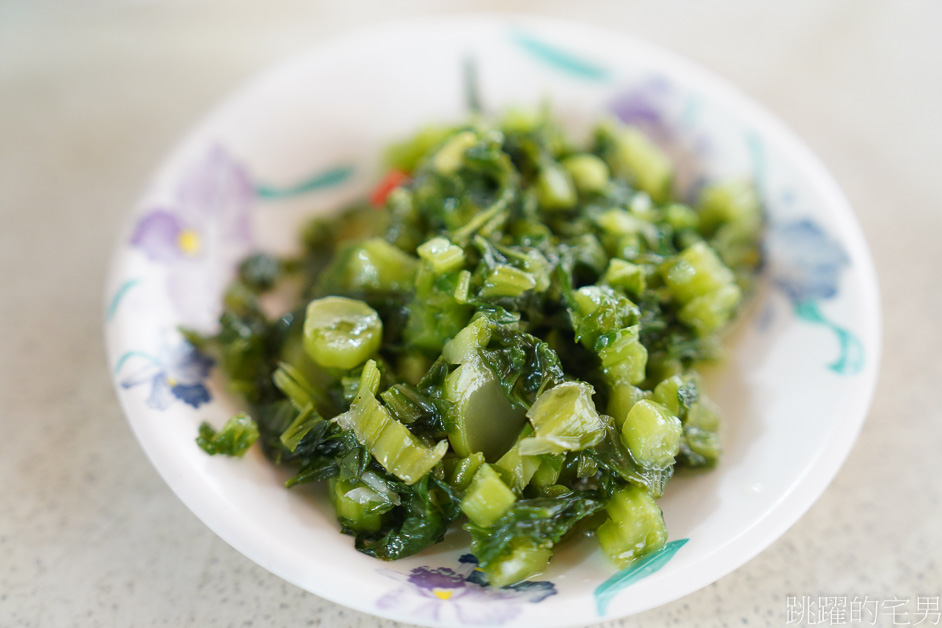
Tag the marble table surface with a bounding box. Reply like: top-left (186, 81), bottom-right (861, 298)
top-left (2, 1), bottom-right (940, 626)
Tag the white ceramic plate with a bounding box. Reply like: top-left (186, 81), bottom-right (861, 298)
top-left (105, 15), bottom-right (880, 627)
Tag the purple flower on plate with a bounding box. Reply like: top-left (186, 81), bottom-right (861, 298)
top-left (376, 554), bottom-right (555, 625)
top-left (130, 145), bottom-right (255, 330)
top-left (609, 76), bottom-right (672, 132)
top-left (131, 145), bottom-right (253, 263)
top-left (117, 337), bottom-right (214, 410)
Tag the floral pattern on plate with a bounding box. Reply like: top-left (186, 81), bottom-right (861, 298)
top-left (115, 335), bottom-right (214, 410)
top-left (376, 554), bottom-right (556, 625)
top-left (129, 145), bottom-right (255, 332)
top-left (767, 218), bottom-right (864, 374)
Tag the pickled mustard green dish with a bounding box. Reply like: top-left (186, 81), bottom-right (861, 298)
top-left (188, 109), bottom-right (763, 588)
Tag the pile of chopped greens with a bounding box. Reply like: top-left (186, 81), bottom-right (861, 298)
top-left (190, 109), bottom-right (763, 587)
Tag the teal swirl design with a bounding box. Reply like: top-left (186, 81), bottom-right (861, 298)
top-left (769, 219), bottom-right (864, 375)
top-left (594, 538), bottom-right (689, 616)
top-left (106, 278), bottom-right (141, 322)
top-left (747, 132), bottom-right (863, 375)
top-left (255, 165), bottom-right (355, 200)
top-left (510, 30), bottom-right (611, 82)
top-left (794, 300), bottom-right (865, 375)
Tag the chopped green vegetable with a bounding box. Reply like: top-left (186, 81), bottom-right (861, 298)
top-left (303, 296), bottom-right (383, 370)
top-left (196, 413), bottom-right (259, 457)
top-left (601, 258), bottom-right (646, 295)
top-left (562, 153), bottom-right (609, 195)
top-left (433, 130), bottom-right (479, 174)
top-left (329, 472), bottom-right (395, 533)
top-left (596, 120), bottom-right (673, 203)
top-left (520, 381), bottom-right (605, 455)
top-left (494, 424), bottom-right (541, 493)
top-left (441, 315), bottom-right (492, 365)
top-left (193, 109), bottom-right (762, 584)
top-left (479, 540), bottom-right (553, 588)
top-left (449, 452), bottom-right (486, 491)
top-left (620, 399), bottom-right (683, 469)
top-left (417, 236), bottom-right (466, 274)
top-left (443, 356), bottom-right (527, 460)
top-left (279, 403), bottom-right (323, 452)
top-left (334, 361), bottom-right (448, 484)
top-left (528, 453), bottom-right (565, 489)
top-left (322, 238), bottom-right (419, 294)
top-left (460, 463), bottom-right (517, 527)
top-left (598, 324), bottom-right (648, 386)
top-left (607, 383), bottom-right (649, 430)
top-left (466, 492), bottom-right (604, 586)
top-left (535, 162), bottom-right (577, 210)
top-left (661, 241), bottom-right (736, 305)
top-left (596, 484), bottom-right (668, 568)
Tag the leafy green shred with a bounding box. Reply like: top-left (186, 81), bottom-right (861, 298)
top-left (355, 474), bottom-right (462, 560)
top-left (466, 491), bottom-right (605, 583)
top-left (196, 413), bottom-right (259, 457)
top-left (191, 109), bottom-right (763, 585)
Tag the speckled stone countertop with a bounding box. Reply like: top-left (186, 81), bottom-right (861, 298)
top-left (2, 1), bottom-right (940, 626)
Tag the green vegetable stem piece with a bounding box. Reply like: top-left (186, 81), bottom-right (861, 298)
top-left (620, 399), bottom-right (682, 469)
top-left (567, 285), bottom-right (639, 349)
top-left (329, 473), bottom-right (397, 533)
top-left (279, 403), bottom-right (323, 452)
top-left (417, 236), bottom-right (466, 274)
top-left (481, 540), bottom-right (553, 588)
top-left (660, 241), bottom-right (736, 305)
top-left (679, 283), bottom-right (742, 336)
top-left (679, 396), bottom-right (723, 467)
top-left (597, 324), bottom-right (648, 386)
top-left (664, 202), bottom-right (700, 231)
top-left (441, 315), bottom-right (492, 365)
top-left (453, 269), bottom-right (472, 303)
top-left (433, 130), bottom-right (478, 174)
top-left (660, 241), bottom-right (742, 336)
top-left (460, 463), bottom-right (517, 527)
top-left (331, 237), bottom-right (420, 293)
top-left (596, 120), bottom-right (673, 203)
top-left (601, 258), bottom-right (646, 295)
top-left (520, 381), bottom-right (606, 455)
top-left (466, 493), bottom-right (604, 587)
top-left (528, 453), bottom-right (565, 489)
top-left (607, 383), bottom-right (649, 431)
top-left (385, 125), bottom-right (452, 172)
top-left (334, 360), bottom-right (448, 484)
top-left (479, 265), bottom-right (538, 299)
top-left (303, 296), bottom-right (383, 370)
top-left (443, 356), bottom-right (527, 460)
top-left (535, 162), bottom-right (577, 210)
top-left (272, 361), bottom-right (329, 412)
top-left (494, 425), bottom-right (541, 494)
top-left (449, 452), bottom-right (486, 491)
top-left (652, 375), bottom-right (694, 419)
top-left (698, 180), bottom-right (761, 236)
top-left (562, 153), bottom-right (610, 195)
top-left (403, 263), bottom-right (473, 354)
top-left (597, 484), bottom-right (668, 568)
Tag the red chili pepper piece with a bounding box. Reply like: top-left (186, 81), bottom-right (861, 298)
top-left (370, 169), bottom-right (411, 208)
